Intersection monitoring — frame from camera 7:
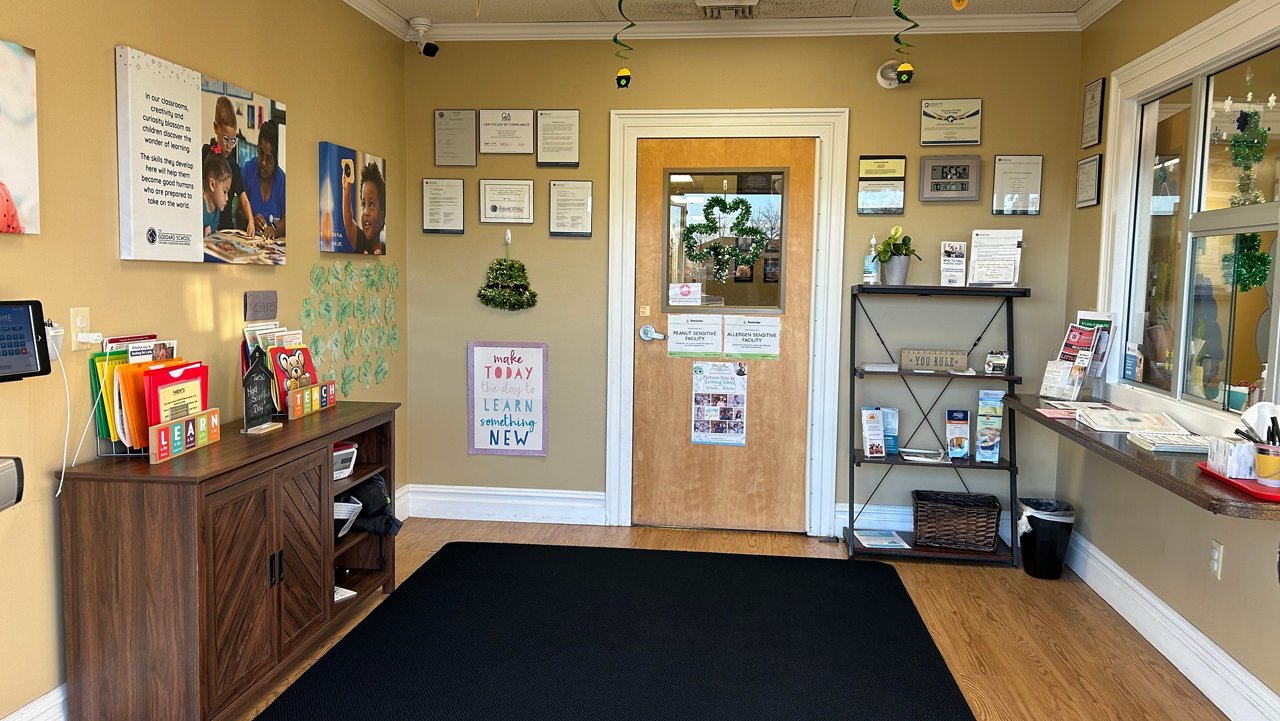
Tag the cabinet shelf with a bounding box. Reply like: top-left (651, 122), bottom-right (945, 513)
top-left (852, 284), bottom-right (1031, 298)
top-left (333, 463), bottom-right (387, 497)
top-left (844, 528), bottom-right (1015, 564)
top-left (855, 450), bottom-right (1014, 472)
top-left (334, 569), bottom-right (390, 607)
top-left (334, 530), bottom-right (372, 558)
top-left (856, 367), bottom-right (1023, 383)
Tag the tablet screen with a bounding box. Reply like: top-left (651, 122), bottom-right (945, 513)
top-left (0, 301), bottom-right (50, 382)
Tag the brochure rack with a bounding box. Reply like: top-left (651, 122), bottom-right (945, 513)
top-left (846, 284), bottom-right (1030, 565)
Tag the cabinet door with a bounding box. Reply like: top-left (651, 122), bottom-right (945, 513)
top-left (276, 449), bottom-right (330, 658)
top-left (204, 471), bottom-right (278, 716)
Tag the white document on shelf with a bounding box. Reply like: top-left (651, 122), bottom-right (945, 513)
top-left (968, 229), bottom-right (1023, 287)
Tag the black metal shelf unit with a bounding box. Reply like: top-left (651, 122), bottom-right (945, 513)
top-left (845, 284), bottom-right (1031, 565)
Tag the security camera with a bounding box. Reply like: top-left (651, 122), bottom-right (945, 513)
top-left (409, 17), bottom-right (438, 58)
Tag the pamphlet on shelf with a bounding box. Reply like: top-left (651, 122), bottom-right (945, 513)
top-left (1075, 311), bottom-right (1114, 377)
top-left (949, 367), bottom-right (977, 376)
top-left (900, 448), bottom-right (949, 464)
top-left (102, 333), bottom-right (156, 353)
top-left (975, 390), bottom-right (1004, 463)
top-left (852, 530), bottom-right (911, 549)
top-left (940, 241), bottom-right (966, 287)
top-left (1040, 356), bottom-right (1089, 401)
top-left (143, 361), bottom-right (208, 427)
top-left (1057, 323), bottom-right (1099, 363)
top-left (861, 408), bottom-right (887, 458)
top-left (334, 586), bottom-right (357, 603)
top-left (1124, 341), bottom-right (1144, 382)
top-left (860, 362), bottom-right (900, 373)
top-left (946, 410), bottom-right (970, 458)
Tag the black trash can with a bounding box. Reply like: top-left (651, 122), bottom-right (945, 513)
top-left (1018, 498), bottom-right (1076, 579)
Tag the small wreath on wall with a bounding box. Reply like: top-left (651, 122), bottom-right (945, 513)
top-left (681, 196), bottom-right (769, 283)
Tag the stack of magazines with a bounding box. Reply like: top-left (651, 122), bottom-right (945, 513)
top-left (1128, 432), bottom-right (1211, 454)
top-left (1075, 408), bottom-right (1189, 434)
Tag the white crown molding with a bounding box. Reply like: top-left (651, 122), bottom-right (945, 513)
top-left (2, 685), bottom-right (65, 721)
top-left (1066, 533), bottom-right (1280, 721)
top-left (1075, 0), bottom-right (1125, 29)
top-left (427, 13), bottom-right (1079, 41)
top-left (343, 0), bottom-right (413, 40)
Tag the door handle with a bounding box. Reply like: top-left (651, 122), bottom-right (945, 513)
top-left (639, 324), bottom-right (665, 341)
top-left (276, 549), bottom-right (285, 584)
top-left (268, 551), bottom-right (277, 587)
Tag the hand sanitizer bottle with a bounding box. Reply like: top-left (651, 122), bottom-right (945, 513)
top-left (863, 233), bottom-right (881, 285)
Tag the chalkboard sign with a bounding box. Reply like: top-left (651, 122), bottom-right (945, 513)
top-left (243, 347), bottom-right (277, 432)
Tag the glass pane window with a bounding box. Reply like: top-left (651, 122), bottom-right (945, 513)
top-left (1183, 231), bottom-right (1276, 409)
top-left (665, 172), bottom-right (784, 311)
top-left (1202, 45), bottom-right (1280, 211)
top-left (1126, 86), bottom-right (1193, 391)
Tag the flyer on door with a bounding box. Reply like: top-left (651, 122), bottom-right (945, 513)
top-left (691, 362), bottom-right (747, 446)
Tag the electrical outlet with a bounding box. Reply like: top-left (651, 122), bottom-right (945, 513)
top-left (1210, 539), bottom-right (1224, 580)
top-left (69, 307), bottom-right (91, 351)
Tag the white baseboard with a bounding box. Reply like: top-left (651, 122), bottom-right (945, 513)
top-left (836, 503), bottom-right (1014, 545)
top-left (1066, 533), bottom-right (1280, 721)
top-left (394, 485), bottom-right (411, 521)
top-left (400, 484), bottom-right (607, 525)
top-left (3, 685), bottom-right (65, 721)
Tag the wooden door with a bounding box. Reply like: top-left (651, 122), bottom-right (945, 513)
top-left (276, 449), bottom-right (330, 658)
top-left (203, 471), bottom-right (277, 716)
top-left (632, 137), bottom-right (815, 532)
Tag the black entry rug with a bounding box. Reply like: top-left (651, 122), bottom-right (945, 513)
top-left (256, 542), bottom-right (976, 721)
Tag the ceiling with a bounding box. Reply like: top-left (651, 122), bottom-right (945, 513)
top-left (346, 0), bottom-right (1122, 40)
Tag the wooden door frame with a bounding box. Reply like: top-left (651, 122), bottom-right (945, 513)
top-left (605, 108), bottom-right (849, 536)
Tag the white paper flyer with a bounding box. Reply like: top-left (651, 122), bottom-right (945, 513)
top-left (667, 315), bottom-right (723, 358)
top-left (691, 362), bottom-right (747, 446)
top-left (669, 283), bottom-right (702, 306)
top-left (723, 315), bottom-right (781, 360)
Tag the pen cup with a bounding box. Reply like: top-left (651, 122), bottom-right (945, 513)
top-left (1255, 444), bottom-right (1280, 487)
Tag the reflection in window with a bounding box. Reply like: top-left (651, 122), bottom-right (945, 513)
top-left (1184, 232), bottom-right (1275, 409)
top-left (1202, 46), bottom-right (1280, 211)
top-left (1127, 86), bottom-right (1193, 391)
top-left (666, 172), bottom-right (784, 311)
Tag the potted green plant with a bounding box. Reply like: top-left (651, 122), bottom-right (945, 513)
top-left (876, 225), bottom-right (921, 285)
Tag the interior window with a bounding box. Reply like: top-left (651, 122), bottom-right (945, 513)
top-left (1126, 86), bottom-right (1193, 391)
top-left (1201, 46), bottom-right (1280, 211)
top-left (664, 172), bottom-right (784, 312)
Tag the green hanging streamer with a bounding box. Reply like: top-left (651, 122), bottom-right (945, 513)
top-left (892, 0), bottom-right (918, 55)
top-left (612, 0), bottom-right (635, 60)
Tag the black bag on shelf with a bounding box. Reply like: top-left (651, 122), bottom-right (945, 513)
top-left (342, 474), bottom-right (402, 537)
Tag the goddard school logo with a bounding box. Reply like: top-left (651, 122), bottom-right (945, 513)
top-left (146, 227), bottom-right (158, 245)
top-left (437, 111), bottom-right (444, 118)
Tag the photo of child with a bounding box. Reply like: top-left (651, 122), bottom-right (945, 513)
top-left (0, 40), bottom-right (39, 234)
top-left (319, 142), bottom-right (387, 255)
top-left (202, 152), bottom-right (232, 237)
top-left (201, 95), bottom-right (255, 238)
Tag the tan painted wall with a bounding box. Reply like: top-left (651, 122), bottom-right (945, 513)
top-left (0, 1), bottom-right (407, 715)
top-left (1059, 0), bottom-right (1280, 693)
top-left (404, 33), bottom-right (1082, 505)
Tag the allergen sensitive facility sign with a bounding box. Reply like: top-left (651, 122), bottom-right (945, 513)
top-left (723, 316), bottom-right (780, 359)
top-left (468, 341), bottom-right (547, 456)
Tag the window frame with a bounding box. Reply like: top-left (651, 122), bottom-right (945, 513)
top-left (1100, 0), bottom-right (1280, 435)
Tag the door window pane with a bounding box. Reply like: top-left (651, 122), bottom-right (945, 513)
top-left (1184, 231), bottom-right (1275, 410)
top-left (1127, 86), bottom-right (1193, 391)
top-left (665, 172), bottom-right (784, 311)
top-left (1202, 45), bottom-right (1280, 211)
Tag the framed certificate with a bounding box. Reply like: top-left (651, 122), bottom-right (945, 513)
top-left (1076, 154), bottom-right (1102, 209)
top-left (1081, 78), bottom-right (1105, 149)
top-left (920, 155), bottom-right (980, 202)
top-left (536, 109), bottom-right (580, 167)
top-left (920, 99), bottom-right (982, 146)
top-left (856, 155), bottom-right (906, 215)
top-left (479, 109), bottom-right (534, 154)
top-left (992, 155), bottom-right (1043, 216)
top-left (479, 179), bottom-right (534, 224)
top-left (549, 180), bottom-right (592, 237)
top-left (434, 109), bottom-right (477, 166)
top-left (422, 178), bottom-right (465, 234)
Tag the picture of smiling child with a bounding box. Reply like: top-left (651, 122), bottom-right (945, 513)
top-left (343, 159), bottom-right (386, 255)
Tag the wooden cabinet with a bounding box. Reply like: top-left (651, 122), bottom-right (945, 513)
top-left (61, 401), bottom-right (399, 721)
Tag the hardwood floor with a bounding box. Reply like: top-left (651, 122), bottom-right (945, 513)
top-left (237, 518), bottom-right (1226, 721)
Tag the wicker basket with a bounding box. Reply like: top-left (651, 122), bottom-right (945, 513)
top-left (912, 490), bottom-right (1001, 551)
